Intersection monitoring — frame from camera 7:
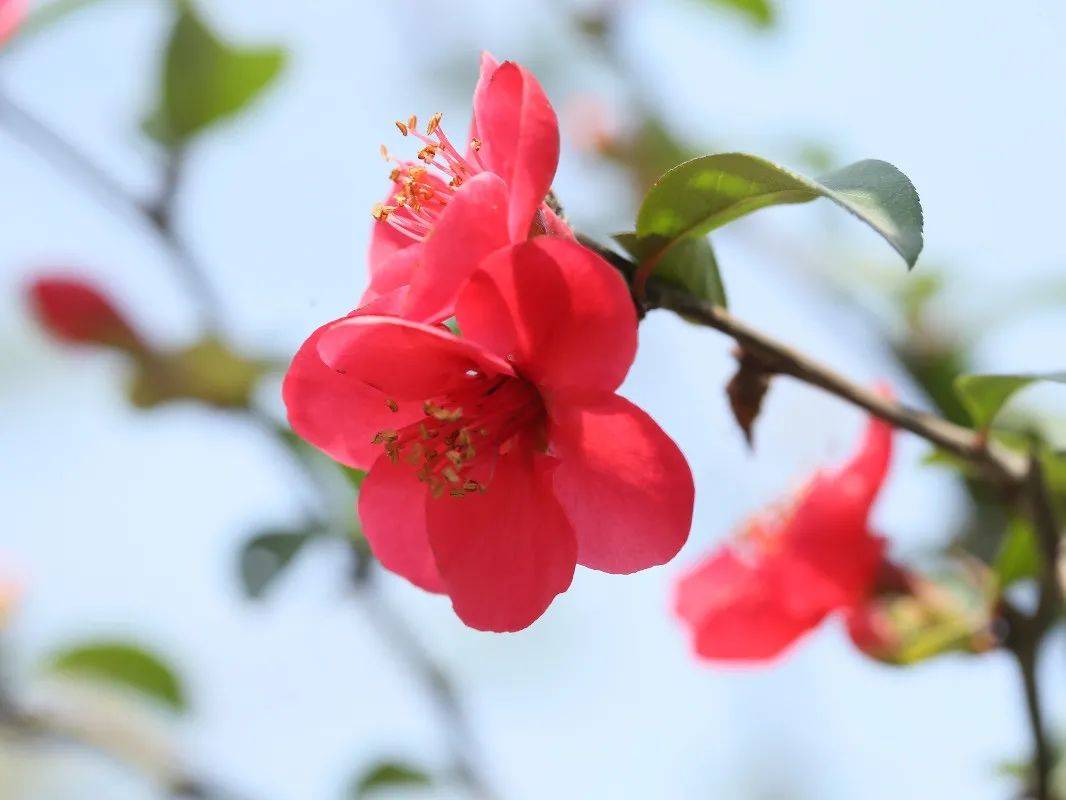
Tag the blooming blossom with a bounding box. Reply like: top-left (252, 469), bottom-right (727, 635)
top-left (285, 238), bottom-right (693, 631)
top-left (0, 0), bottom-right (26, 47)
top-left (674, 413), bottom-right (893, 661)
top-left (28, 276), bottom-right (144, 353)
top-left (363, 53), bottom-right (571, 322)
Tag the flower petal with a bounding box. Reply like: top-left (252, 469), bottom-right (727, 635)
top-left (361, 245), bottom-right (421, 307)
top-left (359, 454), bottom-right (445, 593)
top-left (316, 315), bottom-right (514, 401)
top-left (674, 548), bottom-right (827, 662)
top-left (283, 317), bottom-right (422, 469)
top-left (780, 417), bottom-right (893, 607)
top-left (474, 61), bottom-right (560, 241)
top-left (468, 50), bottom-right (501, 147)
top-left (402, 172), bottom-right (510, 323)
top-left (548, 392), bottom-right (693, 573)
top-left (456, 237), bottom-right (638, 393)
top-left (426, 448), bottom-right (577, 632)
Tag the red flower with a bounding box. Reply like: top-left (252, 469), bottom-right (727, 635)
top-left (674, 413), bottom-right (893, 661)
top-left (285, 238), bottom-right (693, 631)
top-left (0, 0), bottom-right (26, 47)
top-left (28, 276), bottom-right (144, 352)
top-left (363, 53), bottom-right (571, 323)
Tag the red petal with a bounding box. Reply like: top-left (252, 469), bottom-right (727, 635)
top-left (402, 172), bottom-right (510, 323)
top-left (316, 315), bottom-right (514, 400)
top-left (468, 51), bottom-right (501, 146)
top-left (474, 61), bottom-right (560, 241)
top-left (426, 448), bottom-right (577, 632)
top-left (780, 416), bottom-right (893, 607)
top-left (456, 238), bottom-right (638, 393)
top-left (674, 548), bottom-right (826, 662)
top-left (359, 454), bottom-right (445, 593)
top-left (282, 317), bottom-right (424, 469)
top-left (361, 245), bottom-right (420, 307)
top-left (548, 392), bottom-right (693, 573)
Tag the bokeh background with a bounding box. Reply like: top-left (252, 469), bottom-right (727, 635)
top-left (1, 1), bottom-right (1064, 798)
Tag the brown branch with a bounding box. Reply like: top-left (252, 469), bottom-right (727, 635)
top-left (590, 241), bottom-right (1029, 487)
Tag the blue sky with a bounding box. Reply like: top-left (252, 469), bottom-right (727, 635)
top-left (1, 1), bottom-right (1063, 798)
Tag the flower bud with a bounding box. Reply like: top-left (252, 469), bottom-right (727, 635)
top-left (847, 560), bottom-right (998, 665)
top-left (28, 276), bottom-right (144, 353)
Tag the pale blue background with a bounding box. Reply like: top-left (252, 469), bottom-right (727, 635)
top-left (1, 1), bottom-right (1064, 798)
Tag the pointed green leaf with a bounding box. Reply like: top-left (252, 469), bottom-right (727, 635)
top-left (953, 372), bottom-right (1066, 429)
top-left (699, 0), bottom-right (775, 28)
top-left (44, 642), bottom-right (185, 712)
top-left (636, 153), bottom-right (923, 269)
top-left (239, 527), bottom-right (319, 599)
top-left (350, 762), bottom-right (432, 798)
top-left (614, 232), bottom-right (727, 308)
top-left (145, 3), bottom-right (286, 144)
top-left (994, 517), bottom-right (1043, 589)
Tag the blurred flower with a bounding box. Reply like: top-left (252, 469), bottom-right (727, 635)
top-left (285, 238), bottom-right (693, 631)
top-left (364, 53), bottom-right (571, 322)
top-left (565, 92), bottom-right (621, 155)
top-left (27, 276), bottom-right (144, 353)
top-left (674, 412), bottom-right (892, 661)
top-left (846, 559), bottom-right (999, 665)
top-left (0, 0), bottom-right (26, 47)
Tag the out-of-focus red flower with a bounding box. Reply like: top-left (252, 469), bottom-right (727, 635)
top-left (363, 52), bottom-right (572, 323)
top-left (28, 276), bottom-right (144, 352)
top-left (284, 238), bottom-right (693, 631)
top-left (0, 0), bottom-right (26, 47)
top-left (674, 412), bottom-right (893, 661)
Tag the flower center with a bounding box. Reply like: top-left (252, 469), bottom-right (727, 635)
top-left (372, 370), bottom-right (543, 498)
top-left (372, 112), bottom-right (485, 243)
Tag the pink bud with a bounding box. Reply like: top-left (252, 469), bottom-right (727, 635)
top-left (28, 276), bottom-right (143, 352)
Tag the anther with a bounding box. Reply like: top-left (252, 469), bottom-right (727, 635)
top-left (395, 121), bottom-right (409, 136)
top-left (427, 112), bottom-right (443, 135)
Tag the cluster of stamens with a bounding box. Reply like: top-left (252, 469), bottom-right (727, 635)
top-left (371, 112), bottom-right (485, 242)
top-left (371, 372), bottom-right (542, 499)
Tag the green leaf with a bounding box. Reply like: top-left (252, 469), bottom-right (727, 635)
top-left (145, 2), bottom-right (286, 144)
top-left (698, 0), bottom-right (775, 28)
top-left (636, 153), bottom-right (924, 271)
top-left (994, 517), bottom-right (1043, 589)
top-left (953, 372), bottom-right (1066, 429)
top-left (614, 232), bottom-right (727, 308)
top-left (44, 642), bottom-right (185, 712)
top-left (239, 527), bottom-right (319, 599)
top-left (350, 762), bottom-right (432, 798)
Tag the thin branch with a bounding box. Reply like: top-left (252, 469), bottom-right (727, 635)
top-left (591, 242), bottom-right (1030, 486)
top-left (0, 89), bottom-right (225, 332)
